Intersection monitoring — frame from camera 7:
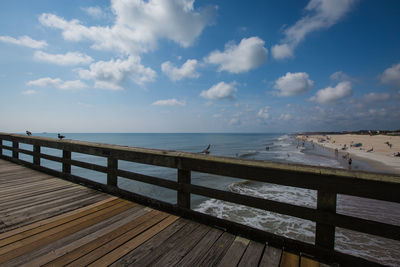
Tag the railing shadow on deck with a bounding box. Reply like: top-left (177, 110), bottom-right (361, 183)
top-left (0, 132), bottom-right (399, 267)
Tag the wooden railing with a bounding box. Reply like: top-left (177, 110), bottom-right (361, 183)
top-left (1, 132), bottom-right (399, 266)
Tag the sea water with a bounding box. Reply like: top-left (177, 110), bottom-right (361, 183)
top-left (15, 133), bottom-right (400, 266)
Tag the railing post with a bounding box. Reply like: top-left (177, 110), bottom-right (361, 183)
top-left (178, 169), bottom-right (191, 209)
top-left (62, 150), bottom-right (71, 174)
top-left (33, 145), bottom-right (40, 166)
top-left (0, 138), bottom-right (2, 156)
top-left (107, 157), bottom-right (118, 187)
top-left (315, 190), bottom-right (337, 250)
top-left (12, 140), bottom-right (19, 159)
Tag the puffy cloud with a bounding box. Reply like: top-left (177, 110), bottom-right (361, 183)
top-left (152, 98), bottom-right (186, 106)
top-left (205, 37), bottom-right (268, 73)
top-left (258, 106), bottom-right (270, 120)
top-left (39, 0), bottom-right (216, 55)
top-left (34, 51), bottom-right (93, 65)
top-left (271, 44), bottom-right (293, 60)
top-left (363, 92), bottom-right (390, 102)
top-left (161, 59), bottom-right (199, 81)
top-left (272, 0), bottom-right (357, 60)
top-left (380, 62), bottom-right (400, 90)
top-left (330, 71), bottom-right (351, 81)
top-left (78, 56), bottom-right (156, 90)
top-left (81, 6), bottom-right (106, 19)
top-left (0, 35), bottom-right (47, 49)
top-left (229, 117), bottom-right (241, 126)
top-left (27, 77), bottom-right (87, 90)
top-left (310, 81), bottom-right (352, 104)
top-left (274, 72), bottom-right (314, 96)
top-left (21, 89), bottom-right (36, 95)
top-left (279, 114), bottom-right (292, 120)
top-left (200, 81), bottom-right (237, 100)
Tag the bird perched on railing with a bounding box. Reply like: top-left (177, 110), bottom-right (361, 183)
top-left (58, 133), bottom-right (65, 140)
top-left (201, 144), bottom-right (211, 154)
top-left (26, 131), bottom-right (32, 136)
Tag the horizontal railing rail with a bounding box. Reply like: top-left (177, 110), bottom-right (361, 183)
top-left (1, 132), bottom-right (399, 266)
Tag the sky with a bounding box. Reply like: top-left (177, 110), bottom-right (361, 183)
top-left (0, 0), bottom-right (400, 133)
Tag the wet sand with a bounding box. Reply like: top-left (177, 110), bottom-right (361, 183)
top-left (297, 134), bottom-right (400, 174)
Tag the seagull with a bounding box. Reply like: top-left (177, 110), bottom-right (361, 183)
top-left (58, 133), bottom-right (65, 140)
top-left (201, 144), bottom-right (211, 154)
top-left (26, 131), bottom-right (32, 136)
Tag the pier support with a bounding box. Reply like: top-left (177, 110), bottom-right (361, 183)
top-left (316, 190), bottom-right (337, 249)
top-left (178, 169), bottom-right (191, 209)
top-left (107, 157), bottom-right (118, 187)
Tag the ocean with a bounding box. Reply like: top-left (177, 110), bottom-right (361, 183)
top-left (5, 133), bottom-right (399, 266)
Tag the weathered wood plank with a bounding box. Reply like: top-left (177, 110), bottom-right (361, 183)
top-left (259, 246), bottom-right (281, 267)
top-left (46, 209), bottom-right (163, 266)
top-left (300, 256), bottom-right (320, 267)
top-left (9, 206), bottom-right (146, 267)
top-left (237, 240), bottom-right (265, 267)
top-left (111, 218), bottom-right (189, 267)
top-left (315, 190), bottom-right (336, 249)
top-left (178, 169), bottom-right (191, 208)
top-left (218, 236), bottom-right (250, 267)
top-left (87, 215), bottom-right (179, 267)
top-left (0, 201), bottom-right (135, 263)
top-left (176, 227), bottom-right (223, 267)
top-left (0, 197), bottom-right (118, 240)
top-left (151, 224), bottom-right (209, 266)
top-left (280, 251), bottom-right (299, 267)
top-left (132, 220), bottom-right (201, 266)
top-left (197, 231), bottom-right (236, 267)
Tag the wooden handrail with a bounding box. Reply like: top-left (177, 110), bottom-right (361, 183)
top-left (0, 132), bottom-right (399, 266)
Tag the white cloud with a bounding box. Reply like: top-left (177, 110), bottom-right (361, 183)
top-left (0, 35), bottom-right (47, 49)
top-left (274, 72), bottom-right (314, 96)
top-left (78, 56), bottom-right (156, 90)
top-left (39, 0), bottom-right (216, 55)
top-left (279, 114), bottom-right (292, 120)
top-left (272, 0), bottom-right (357, 59)
top-left (330, 71), bottom-right (351, 81)
top-left (27, 77), bottom-right (87, 90)
top-left (34, 51), bottom-right (93, 66)
top-left (363, 92), bottom-right (390, 102)
top-left (81, 6), bottom-right (106, 19)
top-left (229, 117), bottom-right (241, 126)
top-left (161, 59), bottom-right (199, 81)
top-left (258, 106), bottom-right (270, 120)
top-left (271, 44), bottom-right (293, 60)
top-left (200, 81), bottom-right (237, 100)
top-left (205, 37), bottom-right (268, 73)
top-left (380, 62), bottom-right (400, 90)
top-left (310, 81), bottom-right (352, 104)
top-left (21, 89), bottom-right (36, 95)
top-left (152, 98), bottom-right (186, 106)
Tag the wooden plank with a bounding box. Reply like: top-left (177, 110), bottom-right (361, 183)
top-left (217, 236), bottom-right (250, 267)
top-left (0, 201), bottom-right (135, 263)
top-left (130, 219), bottom-right (201, 266)
top-left (259, 246), bottom-right (282, 267)
top-left (280, 251), bottom-right (299, 267)
top-left (107, 157), bottom-right (118, 187)
top-left (47, 210), bottom-right (163, 266)
top-left (176, 227), bottom-right (223, 267)
top-left (86, 215), bottom-right (179, 267)
top-left (197, 231), bottom-right (236, 267)
top-left (62, 150), bottom-right (71, 174)
top-left (300, 256), bottom-right (319, 267)
top-left (14, 206), bottom-right (147, 267)
top-left (237, 240), bottom-right (265, 267)
top-left (67, 212), bottom-right (170, 266)
top-left (0, 198), bottom-right (123, 246)
top-left (151, 224), bottom-right (209, 266)
top-left (110, 218), bottom-right (188, 267)
top-left (0, 197), bottom-right (118, 240)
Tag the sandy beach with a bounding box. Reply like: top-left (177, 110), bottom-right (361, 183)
top-left (297, 134), bottom-right (400, 174)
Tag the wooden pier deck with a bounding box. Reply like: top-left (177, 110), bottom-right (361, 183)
top-left (0, 159), bottom-right (322, 267)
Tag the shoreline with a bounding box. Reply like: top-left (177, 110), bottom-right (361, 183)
top-left (296, 134), bottom-right (400, 175)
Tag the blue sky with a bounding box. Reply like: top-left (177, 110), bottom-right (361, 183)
top-left (1, 0), bottom-right (399, 133)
